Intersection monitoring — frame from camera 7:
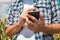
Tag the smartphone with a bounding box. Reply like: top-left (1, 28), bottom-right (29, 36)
top-left (28, 11), bottom-right (40, 22)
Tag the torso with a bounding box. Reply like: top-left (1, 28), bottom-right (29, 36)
top-left (16, 0), bottom-right (35, 40)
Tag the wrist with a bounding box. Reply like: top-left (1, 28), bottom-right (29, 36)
top-left (16, 22), bottom-right (21, 27)
top-left (43, 24), bottom-right (49, 34)
top-left (43, 24), bottom-right (53, 35)
top-left (17, 20), bottom-right (25, 27)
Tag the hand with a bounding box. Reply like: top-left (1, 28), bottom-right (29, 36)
top-left (26, 13), bottom-right (45, 32)
top-left (19, 7), bottom-right (36, 25)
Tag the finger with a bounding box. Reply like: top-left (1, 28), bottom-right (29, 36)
top-left (26, 17), bottom-right (35, 27)
top-left (28, 24), bottom-right (39, 32)
top-left (39, 13), bottom-right (44, 21)
top-left (26, 17), bottom-right (29, 23)
top-left (28, 26), bottom-right (34, 31)
top-left (27, 14), bottom-right (39, 23)
top-left (27, 20), bottom-right (36, 31)
top-left (26, 19), bottom-right (34, 26)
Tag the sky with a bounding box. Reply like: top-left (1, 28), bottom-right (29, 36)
top-left (0, 0), bottom-right (12, 17)
top-left (0, 0), bottom-right (29, 17)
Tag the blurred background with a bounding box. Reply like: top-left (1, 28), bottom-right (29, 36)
top-left (0, 0), bottom-right (13, 17)
top-left (0, 0), bottom-right (14, 40)
top-left (0, 0), bottom-right (60, 40)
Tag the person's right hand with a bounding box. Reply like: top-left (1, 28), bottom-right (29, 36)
top-left (18, 7), bottom-right (36, 25)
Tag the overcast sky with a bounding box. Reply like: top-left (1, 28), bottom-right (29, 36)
top-left (0, 0), bottom-right (13, 17)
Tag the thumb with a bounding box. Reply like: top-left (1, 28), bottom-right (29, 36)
top-left (39, 13), bottom-right (44, 21)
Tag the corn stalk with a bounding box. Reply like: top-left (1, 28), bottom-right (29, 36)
top-left (0, 16), bottom-right (13, 40)
top-left (53, 34), bottom-right (60, 40)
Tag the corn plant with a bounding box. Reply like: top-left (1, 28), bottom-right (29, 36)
top-left (54, 34), bottom-right (60, 40)
top-left (0, 16), bottom-right (13, 40)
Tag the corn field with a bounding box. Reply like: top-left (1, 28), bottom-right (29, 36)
top-left (54, 34), bottom-right (60, 40)
top-left (0, 16), bottom-right (60, 40)
top-left (0, 16), bottom-right (13, 40)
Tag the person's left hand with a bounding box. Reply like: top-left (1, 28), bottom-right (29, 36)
top-left (26, 13), bottom-right (45, 32)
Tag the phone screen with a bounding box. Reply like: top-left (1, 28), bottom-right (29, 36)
top-left (28, 11), bottom-right (40, 22)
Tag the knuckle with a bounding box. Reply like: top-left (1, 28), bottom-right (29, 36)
top-left (33, 18), bottom-right (36, 20)
top-left (28, 22), bottom-right (31, 24)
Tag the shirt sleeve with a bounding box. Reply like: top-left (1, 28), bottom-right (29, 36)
top-left (51, 0), bottom-right (60, 24)
top-left (6, 0), bottom-right (23, 27)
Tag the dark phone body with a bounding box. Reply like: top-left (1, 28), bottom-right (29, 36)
top-left (28, 11), bottom-right (40, 22)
